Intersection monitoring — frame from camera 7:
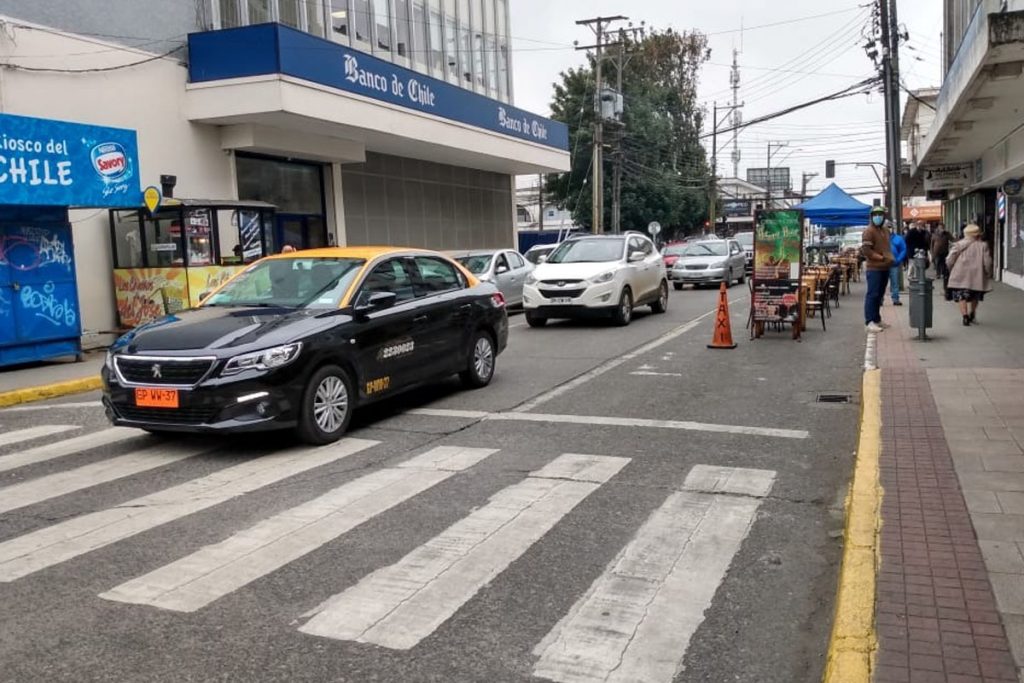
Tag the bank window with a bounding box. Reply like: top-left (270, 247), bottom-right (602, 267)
top-left (428, 0), bottom-right (444, 73)
top-left (279, 0), bottom-right (301, 27)
top-left (373, 0), bottom-right (392, 51)
top-left (473, 19), bottom-right (484, 89)
top-left (306, 0), bottom-right (326, 36)
top-left (353, 0), bottom-right (371, 43)
top-left (412, 256), bottom-right (463, 295)
top-left (246, 0), bottom-right (271, 23)
top-left (443, 0), bottom-right (457, 81)
top-left (330, 0), bottom-right (349, 37)
top-left (483, 0), bottom-right (497, 96)
top-left (218, 0), bottom-right (242, 27)
top-left (495, 0), bottom-right (508, 100)
top-left (411, 0), bottom-right (428, 69)
top-left (457, 0), bottom-right (471, 85)
top-left (394, 0), bottom-right (410, 56)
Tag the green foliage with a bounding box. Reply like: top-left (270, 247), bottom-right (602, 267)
top-left (545, 28), bottom-right (713, 240)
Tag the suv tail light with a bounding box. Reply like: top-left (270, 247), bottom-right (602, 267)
top-left (490, 292), bottom-right (506, 308)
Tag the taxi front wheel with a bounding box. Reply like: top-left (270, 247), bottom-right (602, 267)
top-left (297, 365), bottom-right (354, 445)
top-left (460, 330), bottom-right (496, 388)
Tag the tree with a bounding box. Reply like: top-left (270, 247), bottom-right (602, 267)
top-left (545, 28), bottom-right (712, 240)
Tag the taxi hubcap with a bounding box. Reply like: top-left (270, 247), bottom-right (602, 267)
top-left (313, 376), bottom-right (349, 433)
top-left (474, 337), bottom-right (494, 379)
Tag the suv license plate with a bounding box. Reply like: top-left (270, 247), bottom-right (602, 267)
top-left (549, 297), bottom-right (573, 305)
top-left (135, 388), bottom-right (179, 409)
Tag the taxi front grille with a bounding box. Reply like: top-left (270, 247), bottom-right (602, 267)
top-left (115, 357), bottom-right (215, 387)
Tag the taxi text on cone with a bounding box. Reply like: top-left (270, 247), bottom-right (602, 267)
top-left (708, 282), bottom-right (737, 350)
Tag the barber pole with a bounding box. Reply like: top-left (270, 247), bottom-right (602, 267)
top-left (998, 191), bottom-right (1007, 221)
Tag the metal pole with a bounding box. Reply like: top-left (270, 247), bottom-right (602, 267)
top-left (612, 40), bottom-right (624, 233)
top-left (766, 142), bottom-right (771, 210)
top-left (879, 0), bottom-right (902, 231)
top-left (710, 102), bottom-right (718, 231)
top-left (593, 28), bottom-right (604, 235)
top-left (538, 173), bottom-right (544, 231)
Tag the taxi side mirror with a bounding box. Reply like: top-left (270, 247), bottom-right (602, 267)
top-left (354, 291), bottom-right (397, 317)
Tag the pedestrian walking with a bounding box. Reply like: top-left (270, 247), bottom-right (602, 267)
top-left (945, 223), bottom-right (993, 326)
top-left (931, 223), bottom-right (952, 290)
top-left (861, 205), bottom-right (894, 332)
top-left (889, 226), bottom-right (907, 306)
top-left (905, 221), bottom-right (931, 267)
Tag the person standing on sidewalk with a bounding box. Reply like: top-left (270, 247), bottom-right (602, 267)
top-left (931, 223), bottom-right (952, 296)
top-left (862, 205), bottom-right (894, 332)
top-left (945, 223), bottom-right (993, 326)
top-left (889, 226), bottom-right (907, 307)
top-left (905, 220), bottom-right (931, 268)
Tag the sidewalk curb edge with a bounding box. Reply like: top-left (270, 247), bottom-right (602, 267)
top-left (0, 376), bottom-right (102, 408)
top-left (822, 369), bottom-right (882, 683)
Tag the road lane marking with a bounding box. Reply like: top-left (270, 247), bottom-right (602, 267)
top-left (0, 425), bottom-right (79, 449)
top-left (299, 453), bottom-right (630, 649)
top-left (0, 443), bottom-right (207, 515)
top-left (0, 438), bottom-right (379, 582)
top-left (512, 298), bottom-right (744, 413)
top-left (533, 466), bottom-right (776, 683)
top-left (0, 427), bottom-right (142, 474)
top-left (1, 401), bottom-right (103, 412)
top-left (405, 408), bottom-right (808, 440)
top-left (100, 446), bottom-right (497, 612)
top-left (629, 371), bottom-right (684, 377)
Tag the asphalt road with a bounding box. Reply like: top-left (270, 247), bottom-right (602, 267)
top-left (0, 285), bottom-right (865, 683)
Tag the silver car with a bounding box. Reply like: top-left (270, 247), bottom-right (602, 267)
top-left (668, 239), bottom-right (747, 290)
top-left (451, 249), bottom-right (534, 307)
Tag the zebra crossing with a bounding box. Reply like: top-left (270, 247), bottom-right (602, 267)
top-left (0, 424), bottom-right (777, 681)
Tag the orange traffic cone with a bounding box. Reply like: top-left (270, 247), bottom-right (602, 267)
top-left (707, 282), bottom-right (738, 349)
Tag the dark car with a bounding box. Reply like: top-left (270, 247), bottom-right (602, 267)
top-left (102, 247), bottom-right (508, 445)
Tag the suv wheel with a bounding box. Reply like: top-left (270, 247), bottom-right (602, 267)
top-left (525, 311), bottom-right (547, 327)
top-left (460, 330), bottom-right (496, 388)
top-left (650, 280), bottom-right (668, 314)
top-left (612, 287), bottom-right (633, 326)
top-left (296, 365), bottom-right (354, 445)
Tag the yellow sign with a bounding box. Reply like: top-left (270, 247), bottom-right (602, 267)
top-left (143, 186), bottom-right (162, 213)
top-left (186, 266), bottom-right (242, 307)
top-left (113, 268), bottom-right (188, 328)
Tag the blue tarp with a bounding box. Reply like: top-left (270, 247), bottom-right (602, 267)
top-left (793, 183), bottom-right (871, 228)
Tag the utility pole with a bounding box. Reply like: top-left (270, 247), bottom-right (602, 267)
top-left (538, 173), bottom-right (544, 231)
top-left (879, 0), bottom-right (903, 232)
top-left (576, 15), bottom-right (627, 234)
top-left (710, 101), bottom-right (743, 234)
top-left (730, 49), bottom-right (743, 179)
top-left (609, 24), bottom-right (643, 234)
top-left (766, 142), bottom-right (788, 210)
top-left (801, 172), bottom-right (818, 199)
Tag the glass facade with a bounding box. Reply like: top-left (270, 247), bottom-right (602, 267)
top-left (212, 0), bottom-right (513, 103)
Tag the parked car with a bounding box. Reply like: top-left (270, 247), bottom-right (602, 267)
top-left (522, 232), bottom-right (668, 327)
top-left (450, 249), bottom-right (533, 308)
top-left (668, 239), bottom-right (746, 290)
top-left (733, 231), bottom-right (754, 273)
top-left (102, 247), bottom-right (508, 445)
top-left (661, 242), bottom-right (689, 269)
top-left (524, 243), bottom-right (558, 265)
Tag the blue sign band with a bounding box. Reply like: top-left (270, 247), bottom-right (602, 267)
top-left (0, 114), bottom-right (140, 207)
top-left (188, 24), bottom-right (569, 152)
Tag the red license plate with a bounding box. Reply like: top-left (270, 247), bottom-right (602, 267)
top-left (134, 388), bottom-right (179, 409)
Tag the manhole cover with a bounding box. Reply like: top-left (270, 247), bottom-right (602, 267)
top-left (816, 393), bottom-right (853, 404)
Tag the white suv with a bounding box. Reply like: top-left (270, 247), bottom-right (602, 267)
top-left (523, 233), bottom-right (668, 327)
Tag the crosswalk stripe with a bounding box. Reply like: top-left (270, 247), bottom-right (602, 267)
top-left (0, 443), bottom-right (208, 515)
top-left (0, 427), bottom-right (141, 474)
top-left (0, 438), bottom-right (379, 582)
top-left (298, 453), bottom-right (630, 650)
top-left (0, 425), bottom-right (79, 450)
top-left (99, 446), bottom-right (498, 612)
top-left (532, 466), bottom-right (775, 683)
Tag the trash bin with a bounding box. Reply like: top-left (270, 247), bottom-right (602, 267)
top-left (908, 249), bottom-right (933, 340)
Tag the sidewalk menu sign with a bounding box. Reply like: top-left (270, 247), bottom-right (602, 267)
top-left (752, 209), bottom-right (804, 338)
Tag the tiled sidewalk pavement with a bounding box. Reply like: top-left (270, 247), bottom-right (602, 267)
top-left (872, 284), bottom-right (1024, 683)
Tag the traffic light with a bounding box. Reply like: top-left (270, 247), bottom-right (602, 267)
top-left (825, 160), bottom-right (835, 178)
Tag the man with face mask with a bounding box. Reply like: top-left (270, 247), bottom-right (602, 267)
top-left (862, 205), bottom-right (894, 332)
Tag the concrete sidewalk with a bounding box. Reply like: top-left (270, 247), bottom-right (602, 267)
top-left (873, 282), bottom-right (1024, 683)
top-left (0, 351), bottom-right (104, 406)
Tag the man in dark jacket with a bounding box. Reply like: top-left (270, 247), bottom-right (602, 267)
top-left (931, 223), bottom-right (952, 284)
top-left (905, 221), bottom-right (931, 265)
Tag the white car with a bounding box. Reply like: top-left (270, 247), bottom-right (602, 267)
top-left (523, 233), bottom-right (668, 327)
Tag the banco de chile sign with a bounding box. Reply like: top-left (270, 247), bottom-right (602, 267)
top-left (188, 24), bottom-right (568, 151)
top-left (0, 113), bottom-right (140, 207)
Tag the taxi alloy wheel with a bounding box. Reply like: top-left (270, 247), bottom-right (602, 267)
top-left (461, 331), bottom-right (495, 388)
top-left (297, 365), bottom-right (354, 445)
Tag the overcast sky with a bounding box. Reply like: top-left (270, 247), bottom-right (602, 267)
top-left (510, 0), bottom-right (942, 201)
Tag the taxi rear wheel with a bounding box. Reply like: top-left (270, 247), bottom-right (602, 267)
top-left (297, 365), bottom-right (354, 445)
top-left (460, 330), bottom-right (496, 388)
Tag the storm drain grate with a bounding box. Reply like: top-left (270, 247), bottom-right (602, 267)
top-left (816, 393), bottom-right (853, 404)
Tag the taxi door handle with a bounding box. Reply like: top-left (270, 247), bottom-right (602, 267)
top-left (413, 314), bottom-right (429, 324)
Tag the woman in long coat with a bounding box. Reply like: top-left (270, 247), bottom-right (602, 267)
top-left (945, 223), bottom-right (993, 326)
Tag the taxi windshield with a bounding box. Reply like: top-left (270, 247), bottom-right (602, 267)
top-left (203, 257), bottom-right (365, 309)
top-left (455, 254), bottom-right (494, 274)
top-left (683, 242), bottom-right (728, 257)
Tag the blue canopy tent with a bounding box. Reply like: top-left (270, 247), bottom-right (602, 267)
top-left (793, 183), bottom-right (872, 229)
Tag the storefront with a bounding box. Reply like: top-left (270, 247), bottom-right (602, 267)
top-left (109, 200), bottom-right (275, 328)
top-left (0, 113), bottom-right (140, 366)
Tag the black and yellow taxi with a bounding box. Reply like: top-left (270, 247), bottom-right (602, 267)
top-left (102, 247), bottom-right (508, 444)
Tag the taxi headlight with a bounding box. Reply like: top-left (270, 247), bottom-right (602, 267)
top-left (589, 270), bottom-right (615, 284)
top-left (223, 343), bottom-right (302, 376)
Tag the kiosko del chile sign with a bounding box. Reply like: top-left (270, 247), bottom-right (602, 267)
top-left (188, 24), bottom-right (569, 151)
top-left (0, 113), bottom-right (141, 207)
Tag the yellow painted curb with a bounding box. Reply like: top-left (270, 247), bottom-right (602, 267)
top-left (823, 369), bottom-right (882, 683)
top-left (0, 376), bottom-right (103, 408)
